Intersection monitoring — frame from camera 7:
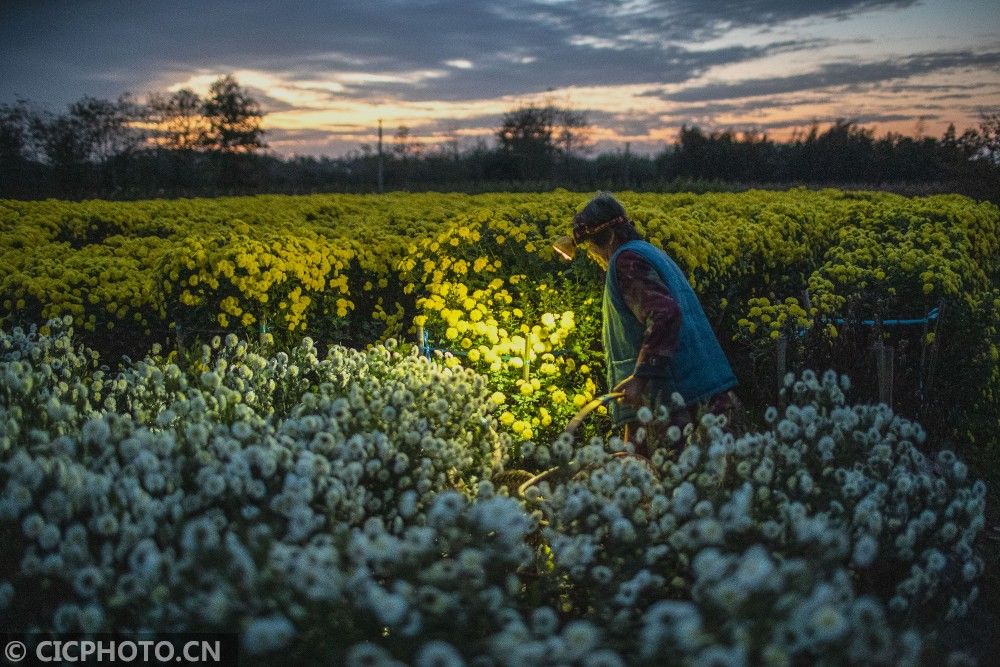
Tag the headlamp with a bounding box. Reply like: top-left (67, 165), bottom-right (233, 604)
top-left (552, 235), bottom-right (577, 261)
top-left (554, 213), bottom-right (630, 262)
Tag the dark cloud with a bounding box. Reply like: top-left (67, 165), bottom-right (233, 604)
top-left (881, 82), bottom-right (984, 93)
top-left (651, 50), bottom-right (1000, 102)
top-left (244, 87), bottom-right (299, 113)
top-left (2, 0), bottom-right (993, 157)
top-left (931, 92), bottom-right (988, 101)
top-left (0, 0), bottom-right (923, 108)
top-left (267, 128), bottom-right (366, 142)
top-left (397, 115), bottom-right (503, 134)
top-left (663, 96), bottom-right (836, 117)
top-left (543, 1), bottom-right (918, 44)
top-left (752, 112), bottom-right (929, 130)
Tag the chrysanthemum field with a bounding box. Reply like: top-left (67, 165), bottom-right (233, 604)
top-left (1, 190), bottom-right (998, 664)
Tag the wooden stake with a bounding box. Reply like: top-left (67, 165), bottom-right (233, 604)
top-left (174, 321), bottom-right (186, 371)
top-left (877, 342), bottom-right (894, 408)
top-left (775, 334), bottom-right (787, 385)
top-left (924, 299), bottom-right (946, 407)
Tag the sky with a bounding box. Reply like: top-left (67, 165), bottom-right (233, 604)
top-left (2, 0), bottom-right (998, 157)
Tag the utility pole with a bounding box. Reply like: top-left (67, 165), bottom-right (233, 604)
top-left (377, 118), bottom-right (384, 193)
top-left (624, 141), bottom-right (631, 187)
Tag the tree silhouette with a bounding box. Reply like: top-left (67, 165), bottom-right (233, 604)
top-left (201, 75), bottom-right (266, 154)
top-left (26, 112), bottom-right (88, 195)
top-left (0, 100), bottom-right (34, 165)
top-left (147, 88), bottom-right (207, 151)
top-left (978, 112), bottom-right (1000, 163)
top-left (67, 94), bottom-right (144, 164)
top-left (0, 100), bottom-right (41, 196)
top-left (497, 103), bottom-right (589, 180)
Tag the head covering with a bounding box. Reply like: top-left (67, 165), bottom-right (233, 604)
top-left (553, 191), bottom-right (630, 261)
top-left (572, 191), bottom-right (629, 243)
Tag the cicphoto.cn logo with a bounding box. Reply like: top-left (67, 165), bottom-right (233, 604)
top-left (2, 634), bottom-right (237, 666)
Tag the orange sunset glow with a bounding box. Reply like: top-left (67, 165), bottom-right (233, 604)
top-left (3, 0), bottom-right (998, 156)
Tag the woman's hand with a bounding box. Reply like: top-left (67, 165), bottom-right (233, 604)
top-left (613, 374), bottom-right (649, 408)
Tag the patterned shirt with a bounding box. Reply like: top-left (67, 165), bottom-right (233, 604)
top-left (614, 249), bottom-right (682, 379)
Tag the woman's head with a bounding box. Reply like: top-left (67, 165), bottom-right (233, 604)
top-left (572, 192), bottom-right (639, 266)
top-left (575, 191), bottom-right (627, 229)
top-left (553, 191), bottom-right (639, 265)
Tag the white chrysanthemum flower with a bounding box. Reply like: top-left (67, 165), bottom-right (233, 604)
top-left (343, 642), bottom-right (397, 667)
top-left (636, 406), bottom-right (653, 424)
top-left (371, 588), bottom-right (409, 626)
top-left (553, 438), bottom-right (573, 461)
top-left (181, 516), bottom-right (220, 553)
top-left (852, 535), bottom-right (878, 568)
top-left (201, 588), bottom-right (231, 625)
top-left (81, 417), bottom-right (111, 446)
top-left (531, 606), bottom-right (559, 636)
top-left (242, 614), bottom-right (295, 655)
top-left (52, 602), bottom-right (81, 632)
top-left (808, 604), bottom-right (847, 642)
top-left (611, 518), bottom-right (636, 543)
top-left (926, 549), bottom-right (947, 572)
top-left (671, 482), bottom-right (697, 518)
top-left (591, 565), bottom-right (613, 586)
top-left (560, 619), bottom-right (600, 659)
top-left (21, 513), bottom-right (44, 539)
top-left (38, 523), bottom-right (60, 550)
top-left (698, 519), bottom-right (724, 545)
top-left (414, 640), bottom-right (463, 667)
top-left (696, 644), bottom-right (746, 667)
top-left (753, 461), bottom-right (774, 486)
top-left (72, 566), bottom-right (104, 598)
top-left (764, 406), bottom-right (778, 424)
top-left (200, 371), bottom-right (221, 389)
top-left (735, 544), bottom-right (776, 589)
top-left (777, 419), bottom-right (800, 440)
top-left (581, 649), bottom-right (626, 667)
top-left (203, 474), bottom-right (226, 497)
top-left (0, 581), bottom-right (13, 609)
top-left (78, 602), bottom-right (104, 633)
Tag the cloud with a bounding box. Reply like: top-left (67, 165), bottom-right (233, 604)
top-left (244, 87), bottom-right (299, 113)
top-left (488, 1), bottom-right (918, 47)
top-left (653, 50), bottom-right (1000, 102)
top-left (747, 112), bottom-right (930, 131)
top-left (1, 0), bottom-right (995, 157)
top-left (624, 1), bottom-right (919, 40)
top-left (267, 127), bottom-right (365, 141)
top-left (881, 82), bottom-right (983, 94)
top-left (0, 0), bottom-right (921, 107)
